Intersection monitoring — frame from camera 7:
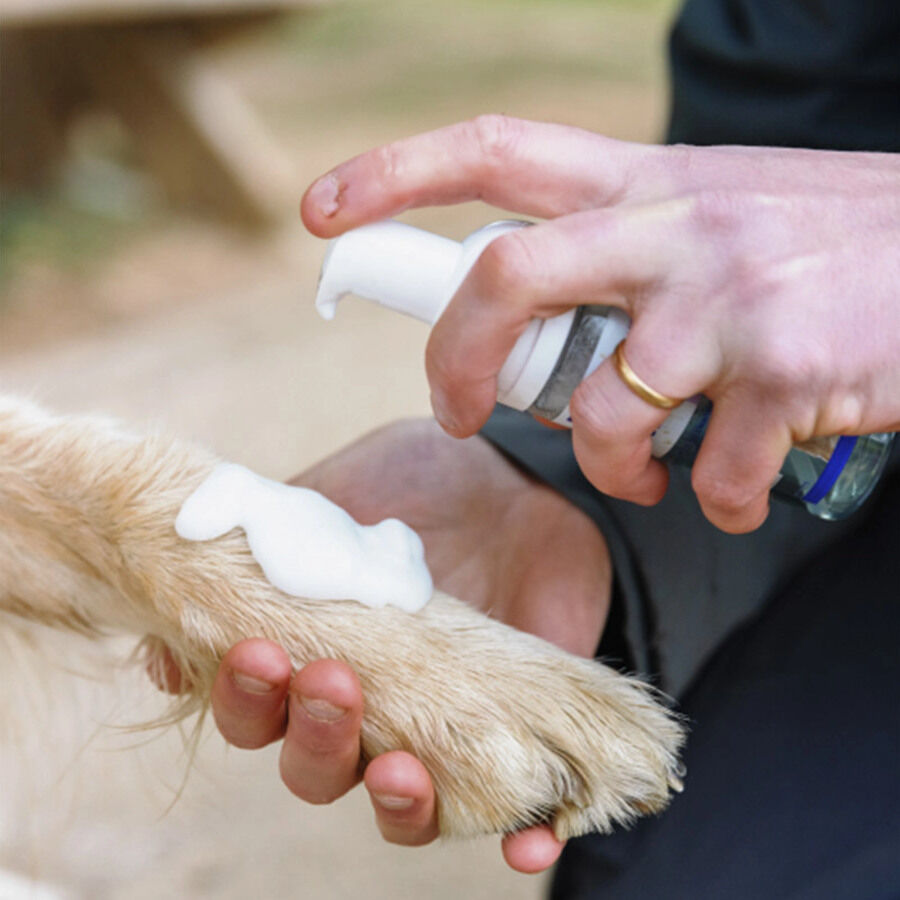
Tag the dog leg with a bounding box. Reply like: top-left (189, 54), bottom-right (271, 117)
top-left (0, 397), bottom-right (684, 839)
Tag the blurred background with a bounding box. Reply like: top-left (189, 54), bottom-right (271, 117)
top-left (0, 1), bottom-right (676, 897)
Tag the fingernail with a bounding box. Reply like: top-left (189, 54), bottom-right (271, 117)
top-left (231, 669), bottom-right (275, 695)
top-left (307, 173), bottom-right (341, 217)
top-left (373, 793), bottom-right (415, 811)
top-left (299, 695), bottom-right (348, 723)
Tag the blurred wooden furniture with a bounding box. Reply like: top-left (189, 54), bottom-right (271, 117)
top-left (0, 1), bottom-right (330, 226)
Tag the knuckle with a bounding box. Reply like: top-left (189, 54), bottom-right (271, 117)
top-left (475, 229), bottom-right (537, 301)
top-left (373, 140), bottom-right (408, 182)
top-left (722, 257), bottom-right (833, 405)
top-left (468, 113), bottom-right (524, 171)
top-left (691, 468), bottom-right (760, 518)
top-left (662, 143), bottom-right (700, 189)
top-left (688, 189), bottom-right (747, 236)
top-left (747, 327), bottom-right (831, 406)
top-left (728, 256), bottom-right (772, 309)
top-left (823, 395), bottom-right (865, 436)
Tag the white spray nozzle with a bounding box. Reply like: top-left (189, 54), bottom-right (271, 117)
top-left (315, 220), bottom-right (462, 324)
top-left (314, 218), bottom-right (580, 414)
top-left (315, 219), bottom-right (531, 325)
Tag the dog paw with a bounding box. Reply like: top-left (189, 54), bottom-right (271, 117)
top-left (349, 595), bottom-right (685, 840)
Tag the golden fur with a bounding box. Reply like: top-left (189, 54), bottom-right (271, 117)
top-left (0, 396), bottom-right (684, 840)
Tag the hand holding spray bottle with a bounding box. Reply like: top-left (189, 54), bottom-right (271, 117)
top-left (315, 219), bottom-right (894, 520)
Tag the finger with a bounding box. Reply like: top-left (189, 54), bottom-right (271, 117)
top-left (364, 751), bottom-right (439, 847)
top-left (501, 826), bottom-right (566, 874)
top-left (690, 396), bottom-right (790, 533)
top-left (425, 207), bottom-right (691, 437)
top-left (300, 126), bottom-right (887, 241)
top-left (211, 638), bottom-right (292, 749)
top-left (301, 116), bottom-right (656, 236)
top-left (569, 283), bottom-right (724, 506)
top-left (570, 354), bottom-right (672, 505)
top-left (279, 659), bottom-right (364, 804)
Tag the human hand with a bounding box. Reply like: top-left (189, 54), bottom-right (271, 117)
top-left (156, 420), bottom-right (612, 873)
top-left (300, 116), bottom-right (900, 532)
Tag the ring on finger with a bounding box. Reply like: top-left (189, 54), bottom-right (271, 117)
top-left (612, 342), bottom-right (683, 410)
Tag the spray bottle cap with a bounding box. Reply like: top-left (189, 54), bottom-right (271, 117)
top-left (315, 219), bottom-right (577, 412)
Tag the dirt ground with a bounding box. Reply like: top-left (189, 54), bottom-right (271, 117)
top-left (0, 2), bottom-right (676, 897)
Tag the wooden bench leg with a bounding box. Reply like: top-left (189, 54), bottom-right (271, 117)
top-left (72, 24), bottom-right (297, 228)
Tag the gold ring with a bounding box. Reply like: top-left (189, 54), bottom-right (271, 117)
top-left (613, 342), bottom-right (682, 410)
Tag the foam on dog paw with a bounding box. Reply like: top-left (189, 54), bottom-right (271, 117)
top-left (176, 463), bottom-right (432, 612)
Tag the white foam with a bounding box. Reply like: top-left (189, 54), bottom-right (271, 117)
top-left (175, 463), bottom-right (433, 613)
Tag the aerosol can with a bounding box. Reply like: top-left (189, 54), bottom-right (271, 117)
top-left (315, 219), bottom-right (894, 520)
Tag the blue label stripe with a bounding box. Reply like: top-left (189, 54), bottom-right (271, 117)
top-left (803, 435), bottom-right (858, 504)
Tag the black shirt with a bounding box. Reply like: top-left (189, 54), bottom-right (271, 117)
top-left (668, 0), bottom-right (900, 150)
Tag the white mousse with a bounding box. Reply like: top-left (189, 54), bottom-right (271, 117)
top-left (175, 463), bottom-right (433, 613)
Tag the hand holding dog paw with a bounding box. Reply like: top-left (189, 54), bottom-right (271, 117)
top-left (156, 419), bottom-right (612, 872)
top-left (216, 638), bottom-right (564, 872)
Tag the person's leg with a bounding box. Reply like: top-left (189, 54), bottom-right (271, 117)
top-left (552, 473), bottom-right (900, 900)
